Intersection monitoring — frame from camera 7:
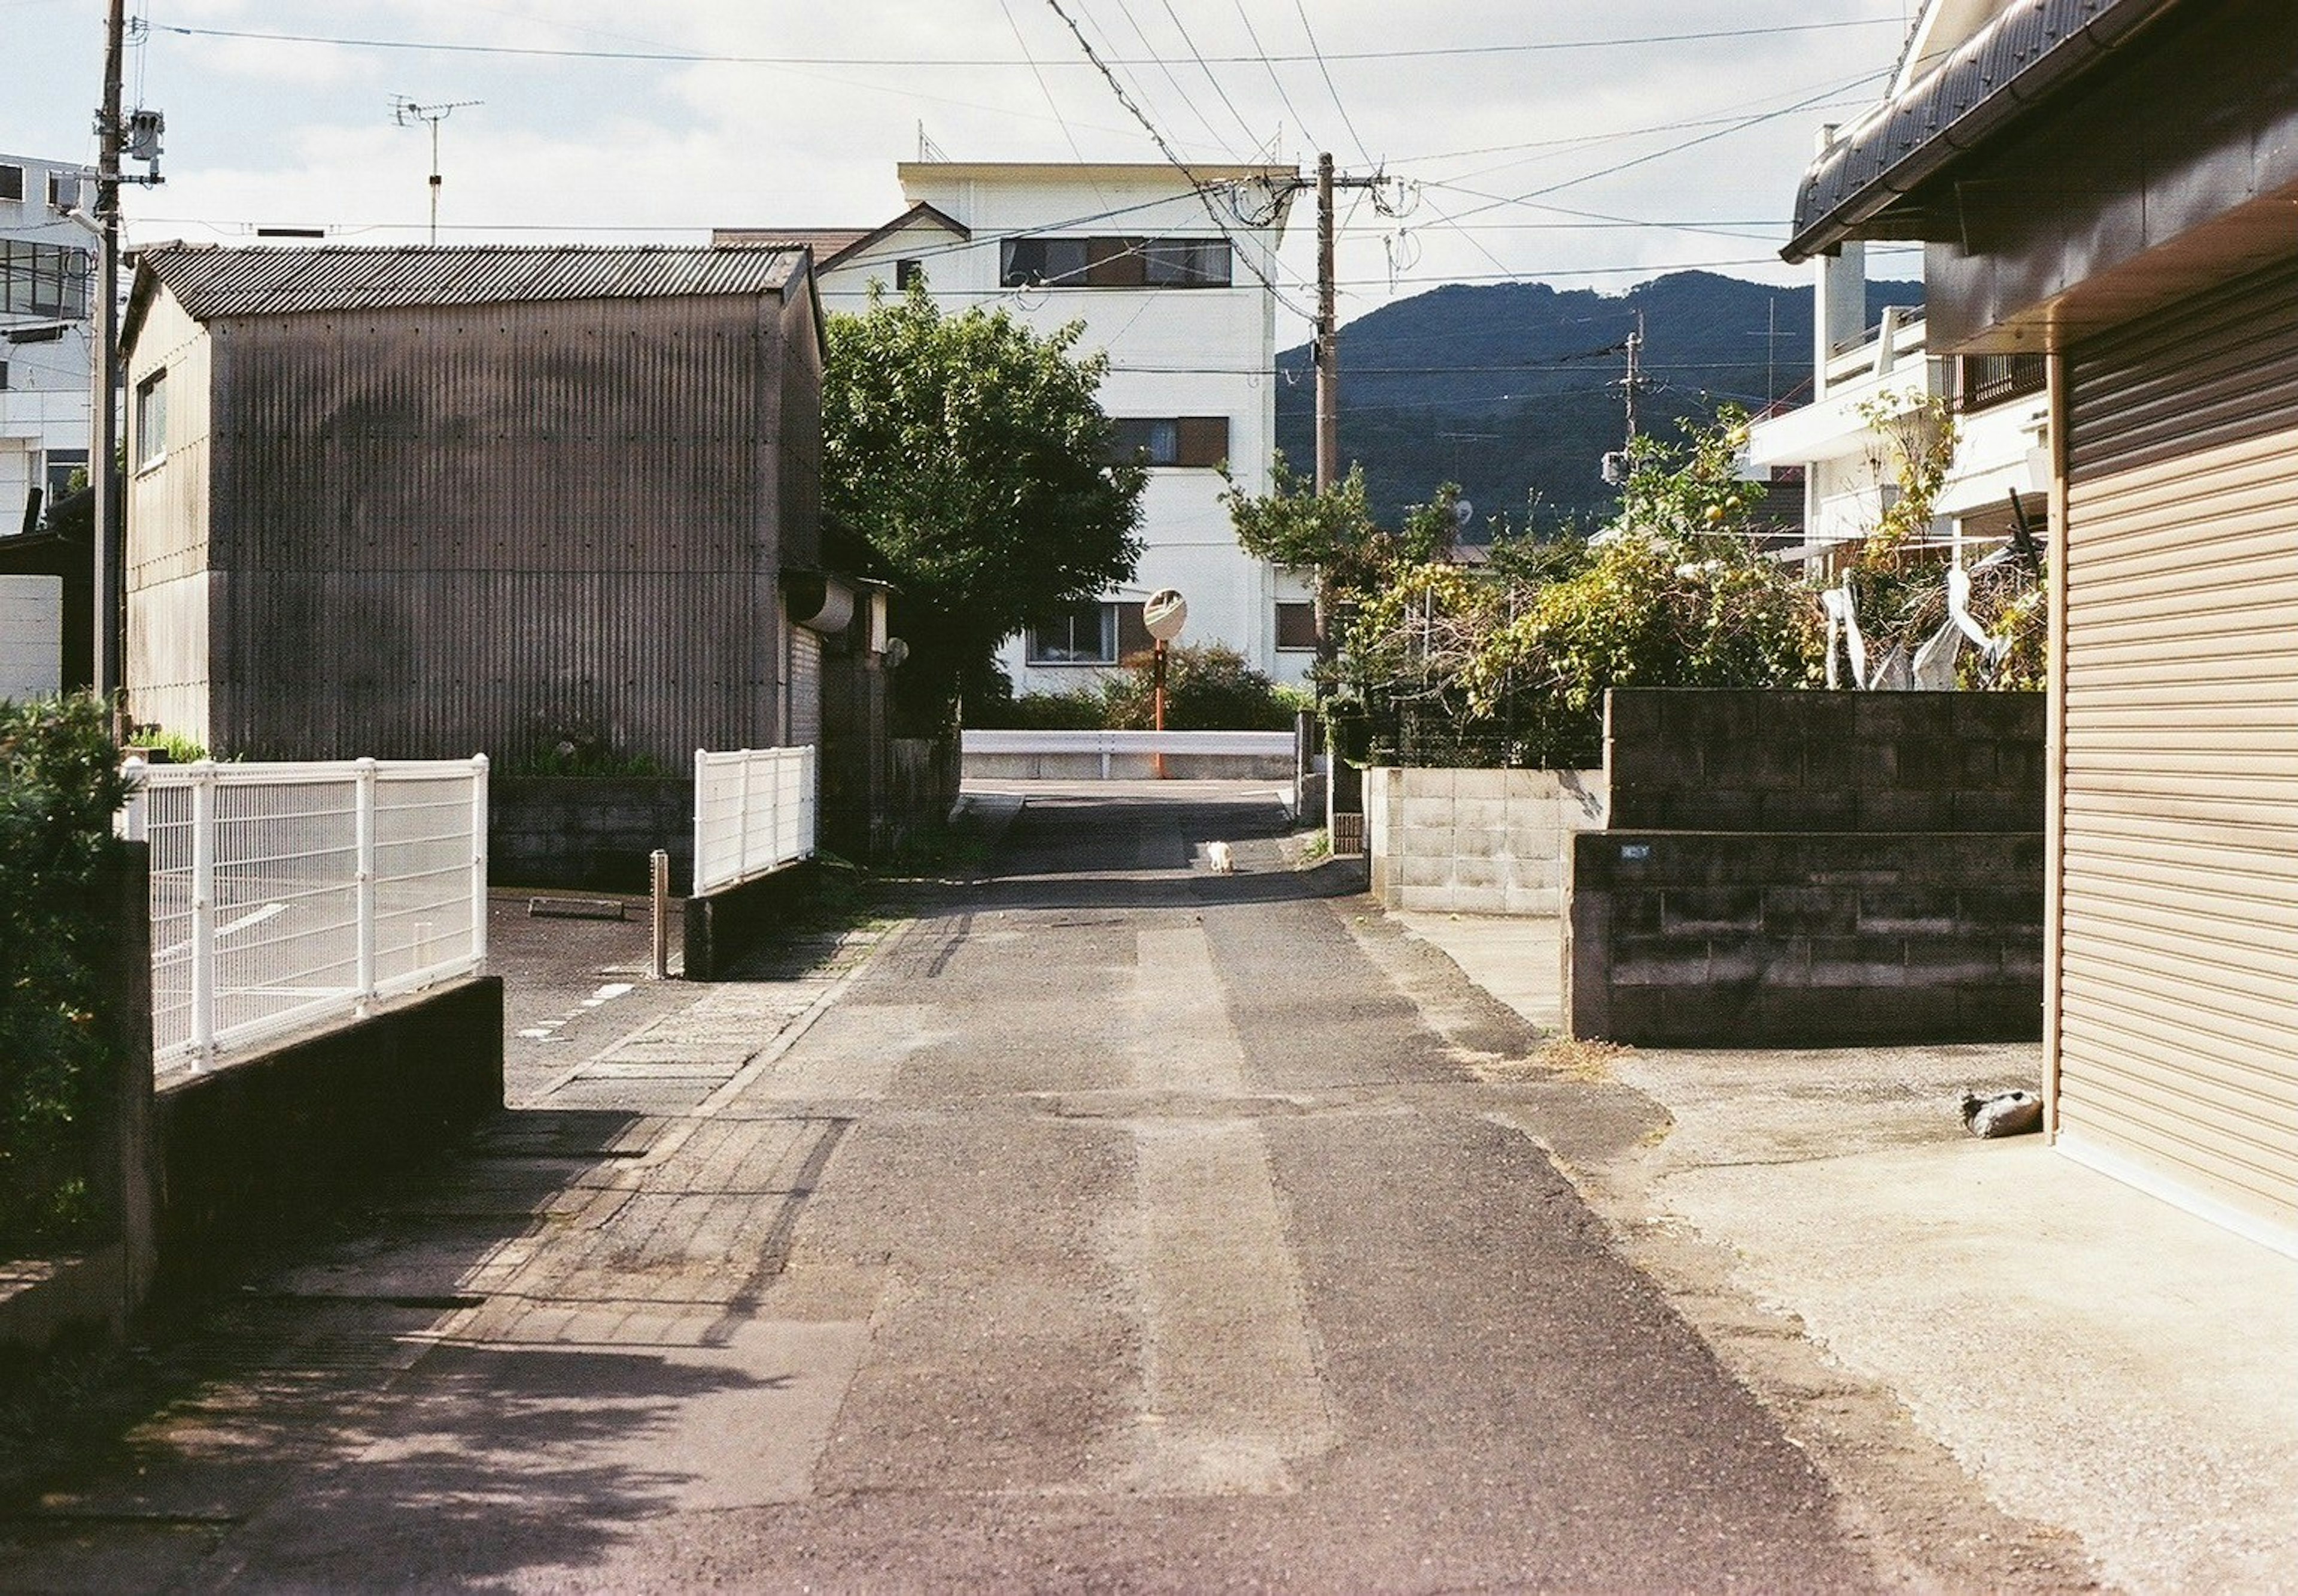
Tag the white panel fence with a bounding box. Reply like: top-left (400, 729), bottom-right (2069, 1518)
top-left (692, 745), bottom-right (817, 895)
top-left (124, 756), bottom-right (490, 1071)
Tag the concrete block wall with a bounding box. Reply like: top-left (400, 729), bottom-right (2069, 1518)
top-left (1366, 767), bottom-right (1609, 915)
top-left (491, 777), bottom-right (694, 893)
top-left (1567, 688), bottom-right (2048, 1047)
top-left (1606, 688), bottom-right (2045, 834)
top-left (1567, 829), bottom-right (2045, 1046)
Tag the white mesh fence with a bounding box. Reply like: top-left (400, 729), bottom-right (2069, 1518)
top-left (129, 757), bottom-right (489, 1071)
top-left (692, 746), bottom-right (817, 895)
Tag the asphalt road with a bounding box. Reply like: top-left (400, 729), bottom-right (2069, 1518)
top-left (5, 786), bottom-right (1891, 1592)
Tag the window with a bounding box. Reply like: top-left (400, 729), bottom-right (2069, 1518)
top-left (1002, 235), bottom-right (1232, 289)
top-left (1275, 601), bottom-right (1318, 652)
top-left (894, 257), bottom-right (923, 290)
top-left (0, 241), bottom-right (92, 318)
top-left (43, 449), bottom-right (87, 504)
top-left (0, 165), bottom-right (20, 203)
top-left (1026, 600), bottom-right (1151, 664)
top-left (134, 369), bottom-right (167, 470)
top-left (1109, 415), bottom-right (1230, 468)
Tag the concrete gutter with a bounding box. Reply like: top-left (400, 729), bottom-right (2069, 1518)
top-left (1392, 908), bottom-right (2298, 1592)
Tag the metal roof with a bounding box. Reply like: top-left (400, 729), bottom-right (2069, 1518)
top-left (133, 242), bottom-right (809, 324)
top-left (1783, 0), bottom-right (2185, 263)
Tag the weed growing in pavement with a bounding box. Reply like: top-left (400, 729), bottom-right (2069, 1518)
top-left (1536, 1036), bottom-right (1634, 1083)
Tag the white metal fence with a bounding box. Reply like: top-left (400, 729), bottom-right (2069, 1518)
top-left (126, 756), bottom-right (490, 1071)
top-left (692, 746), bottom-right (817, 895)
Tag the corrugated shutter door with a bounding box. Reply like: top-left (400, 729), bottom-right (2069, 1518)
top-left (2059, 256), bottom-right (2298, 1233)
top-left (788, 625), bottom-right (822, 747)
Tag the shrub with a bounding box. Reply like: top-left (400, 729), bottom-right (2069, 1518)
top-left (0, 694), bottom-right (129, 1248)
top-left (1103, 645), bottom-right (1296, 731)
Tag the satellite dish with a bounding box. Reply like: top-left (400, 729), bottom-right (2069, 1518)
top-left (1142, 588), bottom-right (1188, 643)
top-left (883, 637), bottom-right (910, 669)
top-left (1600, 451), bottom-right (1630, 485)
top-left (1453, 498), bottom-right (1475, 529)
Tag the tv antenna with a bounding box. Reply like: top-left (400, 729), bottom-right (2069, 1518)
top-left (391, 96), bottom-right (481, 244)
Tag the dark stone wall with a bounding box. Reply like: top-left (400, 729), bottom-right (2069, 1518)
top-left (1606, 689), bottom-right (2045, 834)
top-left (491, 777), bottom-right (692, 893)
top-left (683, 862), bottom-right (820, 983)
top-left (1568, 688), bottom-right (2047, 1047)
top-left (1568, 831), bottom-right (2045, 1046)
top-left (153, 977), bottom-right (503, 1284)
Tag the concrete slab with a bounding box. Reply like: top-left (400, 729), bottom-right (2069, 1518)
top-left (1397, 907), bottom-right (2298, 1593)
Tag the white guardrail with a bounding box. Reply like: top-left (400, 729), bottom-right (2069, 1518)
top-left (960, 728), bottom-right (1296, 779)
top-left (692, 745), bottom-right (817, 896)
top-left (124, 756), bottom-right (490, 1072)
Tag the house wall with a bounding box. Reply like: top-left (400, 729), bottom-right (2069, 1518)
top-left (0, 151), bottom-right (96, 539)
top-left (123, 288), bottom-right (214, 745)
top-left (0, 573), bottom-right (60, 696)
top-left (816, 165), bottom-right (1309, 694)
top-left (1363, 767), bottom-right (1609, 916)
top-left (129, 287), bottom-right (812, 765)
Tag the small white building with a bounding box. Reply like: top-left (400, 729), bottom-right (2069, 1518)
top-left (1745, 238), bottom-right (2051, 561)
top-left (0, 151), bottom-right (97, 537)
top-left (724, 161), bottom-right (1314, 694)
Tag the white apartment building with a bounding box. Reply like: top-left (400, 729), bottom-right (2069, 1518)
top-left (0, 151), bottom-right (97, 536)
top-left (1746, 238), bottom-right (2052, 563)
top-left (724, 160), bottom-right (1312, 694)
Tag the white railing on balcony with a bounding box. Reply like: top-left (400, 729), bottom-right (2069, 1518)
top-left (126, 756), bottom-right (489, 1072)
top-left (692, 745), bottom-right (817, 896)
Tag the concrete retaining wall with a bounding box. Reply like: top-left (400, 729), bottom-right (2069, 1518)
top-left (683, 862), bottom-right (820, 983)
top-left (491, 777), bottom-right (691, 893)
top-left (1364, 767), bottom-right (1608, 915)
top-left (153, 977), bottom-right (504, 1282)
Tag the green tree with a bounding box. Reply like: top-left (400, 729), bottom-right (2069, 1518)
top-left (1220, 455), bottom-right (1458, 669)
top-left (822, 286), bottom-right (1145, 725)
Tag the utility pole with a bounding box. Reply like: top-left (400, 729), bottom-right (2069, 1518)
top-left (1623, 310), bottom-right (1645, 446)
top-left (1310, 153), bottom-right (1386, 494)
top-left (92, 0), bottom-right (125, 710)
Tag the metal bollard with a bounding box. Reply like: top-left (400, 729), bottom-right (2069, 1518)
top-left (650, 848), bottom-right (671, 980)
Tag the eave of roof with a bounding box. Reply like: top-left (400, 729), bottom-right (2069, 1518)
top-left (1783, 0), bottom-right (2185, 263)
top-left (122, 242), bottom-right (808, 347)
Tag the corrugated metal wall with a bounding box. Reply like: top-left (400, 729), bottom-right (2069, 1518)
top-left (124, 287), bottom-right (218, 746)
top-left (2057, 254), bottom-right (2298, 1232)
top-left (193, 290), bottom-right (810, 764)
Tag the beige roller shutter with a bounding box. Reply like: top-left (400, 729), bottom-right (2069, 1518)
top-left (2057, 256), bottom-right (2298, 1235)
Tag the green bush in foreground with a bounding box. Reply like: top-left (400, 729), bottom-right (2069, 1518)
top-left (0, 694), bottom-right (129, 1248)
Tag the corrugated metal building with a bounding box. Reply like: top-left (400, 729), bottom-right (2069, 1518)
top-left (118, 244), bottom-right (826, 766)
top-left (1786, 0), bottom-right (2298, 1251)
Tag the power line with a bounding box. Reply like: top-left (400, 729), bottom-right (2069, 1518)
top-left (1096, 0), bottom-right (1245, 157)
top-left (1227, 0), bottom-right (1318, 156)
top-left (1041, 0), bottom-right (1314, 319)
top-left (150, 17), bottom-right (1908, 68)
top-left (1292, 0), bottom-right (1371, 168)
top-left (1146, 0), bottom-right (1263, 155)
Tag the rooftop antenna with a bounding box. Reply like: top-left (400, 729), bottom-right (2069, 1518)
top-left (391, 96), bottom-right (481, 244)
top-left (916, 120), bottom-right (946, 162)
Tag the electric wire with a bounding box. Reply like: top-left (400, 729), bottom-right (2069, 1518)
top-left (1226, 0), bottom-right (1318, 157)
top-left (149, 17), bottom-right (1908, 68)
top-left (1291, 0), bottom-right (1372, 168)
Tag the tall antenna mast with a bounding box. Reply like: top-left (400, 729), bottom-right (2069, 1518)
top-left (391, 96), bottom-right (481, 244)
top-left (1622, 310), bottom-right (1645, 445)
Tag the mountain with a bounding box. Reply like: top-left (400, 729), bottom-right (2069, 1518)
top-left (1273, 270), bottom-right (1923, 535)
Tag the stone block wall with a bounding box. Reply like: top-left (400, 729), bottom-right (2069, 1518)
top-left (1366, 767), bottom-right (1609, 915)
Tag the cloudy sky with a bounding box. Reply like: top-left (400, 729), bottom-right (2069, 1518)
top-left (5, 0), bottom-right (1921, 338)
